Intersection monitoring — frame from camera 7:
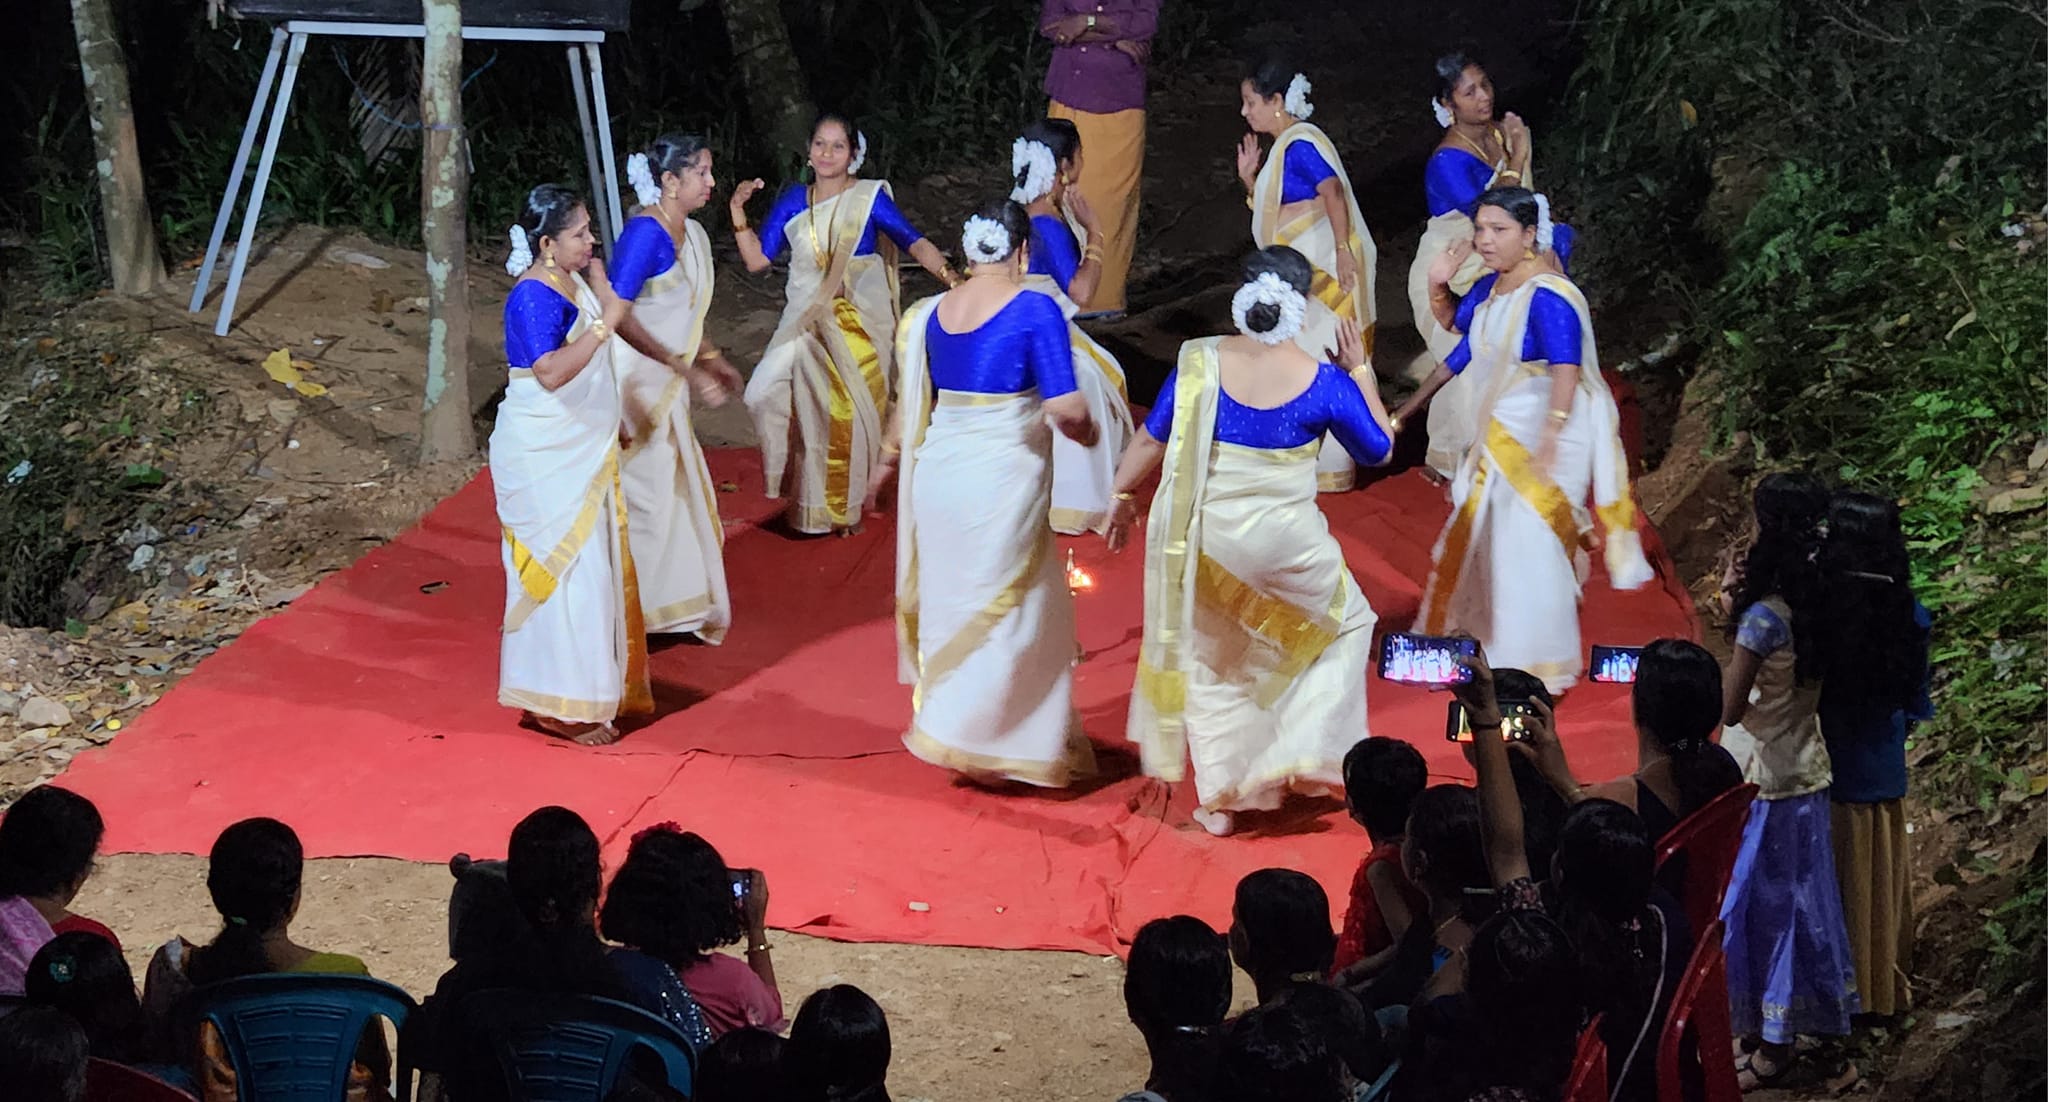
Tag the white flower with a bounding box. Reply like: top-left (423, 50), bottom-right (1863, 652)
top-left (961, 215), bottom-right (1013, 264)
top-left (1432, 97), bottom-right (1454, 128)
top-left (505, 225), bottom-right (534, 277)
top-left (1230, 271), bottom-right (1308, 346)
top-left (848, 131), bottom-right (869, 175)
top-left (1533, 192), bottom-right (1555, 254)
top-left (1010, 138), bottom-right (1058, 205)
top-left (2000, 222), bottom-right (2026, 238)
top-left (626, 152), bottom-right (660, 208)
top-left (1284, 73), bottom-right (1315, 121)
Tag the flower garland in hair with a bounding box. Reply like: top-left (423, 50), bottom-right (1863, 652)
top-left (630, 820), bottom-right (685, 845)
top-left (960, 215), bottom-right (1012, 265)
top-left (626, 152), bottom-right (661, 208)
top-left (847, 131), bottom-right (869, 175)
top-left (1010, 138), bottom-right (1058, 204)
top-left (1284, 73), bottom-right (1315, 121)
top-left (1432, 97), bottom-right (1454, 128)
top-left (505, 225), bottom-right (534, 277)
top-left (1533, 192), bottom-right (1555, 254)
top-left (1230, 271), bottom-right (1307, 346)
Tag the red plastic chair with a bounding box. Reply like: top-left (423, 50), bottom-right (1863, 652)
top-left (1563, 1013), bottom-right (1608, 1102)
top-left (1653, 782), bottom-right (1758, 934)
top-left (86, 1060), bottom-right (198, 1101)
top-left (1656, 919), bottom-right (1741, 1102)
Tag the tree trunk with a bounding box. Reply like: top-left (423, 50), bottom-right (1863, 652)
top-left (720, 0), bottom-right (816, 168)
top-left (69, 0), bottom-right (165, 296)
top-left (418, 0), bottom-right (474, 461)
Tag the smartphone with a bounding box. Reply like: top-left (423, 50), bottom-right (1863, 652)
top-left (1589, 644), bottom-right (1644, 684)
top-left (1446, 699), bottom-right (1539, 743)
top-left (727, 869), bottom-right (751, 908)
top-left (1377, 632), bottom-right (1478, 686)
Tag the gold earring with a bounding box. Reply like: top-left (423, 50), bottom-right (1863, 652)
top-left (543, 247), bottom-right (558, 269)
top-left (1522, 247), bottom-right (1537, 260)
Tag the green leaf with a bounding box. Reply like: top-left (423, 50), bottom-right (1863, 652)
top-left (120, 463), bottom-right (166, 488)
top-left (64, 618), bottom-right (87, 638)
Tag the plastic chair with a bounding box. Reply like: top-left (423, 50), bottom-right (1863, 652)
top-left (192, 973), bottom-right (417, 1102)
top-left (462, 989), bottom-right (697, 1102)
top-left (86, 1059), bottom-right (200, 1101)
top-left (1563, 1013), bottom-right (1607, 1102)
top-left (1656, 919), bottom-right (1740, 1102)
top-left (1653, 782), bottom-right (1758, 934)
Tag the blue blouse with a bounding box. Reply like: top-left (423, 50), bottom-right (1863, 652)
top-left (1424, 147), bottom-right (1497, 218)
top-left (607, 215), bottom-right (678, 302)
top-left (503, 279), bottom-right (578, 369)
top-left (1143, 361), bottom-right (1391, 465)
top-left (757, 184), bottom-right (925, 261)
top-left (1028, 214), bottom-right (1082, 293)
top-left (1819, 600), bottom-right (1933, 804)
top-left (1442, 273), bottom-right (1584, 375)
top-left (1281, 140), bottom-right (1338, 204)
top-left (925, 291), bottom-right (1077, 397)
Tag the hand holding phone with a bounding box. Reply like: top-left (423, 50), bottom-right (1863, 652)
top-left (1377, 632), bottom-right (1479, 686)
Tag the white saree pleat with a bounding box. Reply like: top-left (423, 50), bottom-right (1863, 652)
top-left (1408, 211), bottom-right (1491, 477)
top-left (617, 218), bottom-right (731, 639)
top-left (1027, 273), bottom-right (1135, 534)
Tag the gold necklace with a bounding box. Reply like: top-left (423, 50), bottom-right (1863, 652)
top-left (806, 182), bottom-right (850, 274)
top-left (535, 266), bottom-right (581, 309)
top-left (1451, 125), bottom-right (1505, 166)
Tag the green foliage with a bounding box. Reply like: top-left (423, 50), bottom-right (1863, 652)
top-left (1981, 845), bottom-right (2046, 994)
top-left (22, 99), bottom-right (108, 296)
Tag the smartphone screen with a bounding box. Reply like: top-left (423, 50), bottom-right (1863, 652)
top-left (728, 869), bottom-right (750, 905)
top-left (1589, 645), bottom-right (1644, 684)
top-left (1378, 632), bottom-right (1478, 686)
top-left (1446, 700), bottom-right (1538, 742)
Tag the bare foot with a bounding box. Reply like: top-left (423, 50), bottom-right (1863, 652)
top-left (835, 522), bottom-right (865, 538)
top-left (524, 713), bottom-right (621, 747)
top-left (1192, 807), bottom-right (1236, 837)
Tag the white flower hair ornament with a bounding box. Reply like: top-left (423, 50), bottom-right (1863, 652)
top-left (1231, 271), bottom-right (1308, 346)
top-left (1533, 192), bottom-right (1555, 254)
top-left (626, 152), bottom-right (661, 208)
top-left (1010, 138), bottom-right (1058, 204)
top-left (1432, 97), bottom-right (1454, 128)
top-left (1284, 74), bottom-right (1315, 121)
top-left (960, 215), bottom-right (1013, 265)
top-left (505, 225), bottom-right (534, 277)
top-left (847, 131), bottom-right (869, 175)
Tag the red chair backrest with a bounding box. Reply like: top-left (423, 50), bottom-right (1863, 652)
top-left (86, 1059), bottom-right (198, 1101)
top-left (1653, 782), bottom-right (1758, 933)
top-left (1564, 1013), bottom-right (1608, 1102)
top-left (1656, 919), bottom-right (1740, 1102)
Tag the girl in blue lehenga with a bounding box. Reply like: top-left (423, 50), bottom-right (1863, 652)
top-left (1716, 473), bottom-right (1860, 1089)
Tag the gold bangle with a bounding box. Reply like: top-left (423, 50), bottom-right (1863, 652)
top-left (733, 221), bottom-right (753, 234)
top-left (1547, 408), bottom-right (1570, 423)
top-left (1113, 491), bottom-right (1136, 501)
top-left (589, 319), bottom-right (610, 341)
top-left (1389, 414), bottom-right (1404, 433)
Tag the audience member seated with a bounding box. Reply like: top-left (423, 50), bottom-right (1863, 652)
top-left (0, 1004), bottom-right (91, 1102)
top-left (1332, 739), bottom-right (1429, 986)
top-left (1358, 785), bottom-right (1486, 1012)
top-left (1269, 982), bottom-right (1391, 1100)
top-left (139, 817), bottom-right (389, 1101)
top-left (599, 823), bottom-right (782, 1039)
top-left (0, 786), bottom-right (117, 995)
top-left (408, 806), bottom-right (661, 1100)
top-left (25, 931), bottom-right (195, 1091)
top-left (1120, 915), bottom-right (1231, 1102)
top-left (783, 984), bottom-right (893, 1102)
top-left (1219, 1002), bottom-right (1346, 1102)
top-left (694, 1027), bottom-right (786, 1102)
top-left (1229, 869), bottom-right (1337, 1008)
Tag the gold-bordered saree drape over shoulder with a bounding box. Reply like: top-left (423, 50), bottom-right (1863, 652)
top-left (1128, 337), bottom-right (1378, 813)
top-left (743, 179), bottom-right (902, 534)
top-left (617, 214), bottom-right (732, 640)
top-left (1252, 122), bottom-right (1380, 494)
top-left (1415, 273), bottom-right (1652, 694)
top-left (1023, 271), bottom-right (1135, 535)
top-left (890, 295), bottom-right (1096, 788)
top-left (490, 272), bottom-right (652, 723)
top-left (1409, 140), bottom-right (1519, 478)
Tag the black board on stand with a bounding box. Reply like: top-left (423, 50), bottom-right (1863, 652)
top-left (226, 0), bottom-right (631, 31)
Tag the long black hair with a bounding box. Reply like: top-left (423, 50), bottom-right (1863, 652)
top-left (0, 786), bottom-right (103, 901)
top-left (1220, 1002), bottom-right (1346, 1102)
top-left (1730, 472), bottom-right (1830, 682)
top-left (961, 198), bottom-right (1031, 264)
top-left (1458, 909), bottom-right (1582, 1101)
top-left (1432, 51), bottom-right (1481, 103)
top-left (0, 1006), bottom-right (90, 1102)
top-left (1231, 868), bottom-right (1337, 986)
top-left (25, 932), bottom-right (143, 1063)
top-left (1819, 490), bottom-right (1922, 714)
top-left (1552, 800), bottom-right (1668, 1102)
top-left (1238, 245), bottom-right (1315, 339)
top-left (517, 183), bottom-right (586, 245)
top-left (1633, 638), bottom-right (1743, 815)
top-left (646, 132), bottom-right (710, 180)
top-left (1342, 736), bottom-right (1428, 841)
top-left (599, 827), bottom-right (747, 964)
top-left (187, 817), bottom-right (303, 987)
top-left (1126, 916), bottom-right (1231, 1100)
top-left (1018, 117), bottom-right (1081, 194)
top-left (696, 1028), bottom-right (786, 1102)
top-left (1243, 54), bottom-right (1298, 100)
top-left (785, 985), bottom-right (892, 1102)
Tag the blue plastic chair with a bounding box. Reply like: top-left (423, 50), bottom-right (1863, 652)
top-left (462, 990), bottom-right (697, 1101)
top-left (192, 973), bottom-right (417, 1101)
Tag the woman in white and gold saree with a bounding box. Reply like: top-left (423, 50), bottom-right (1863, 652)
top-left (1398, 187), bottom-right (1650, 695)
top-left (887, 201), bottom-right (1101, 787)
top-left (1109, 247), bottom-right (1396, 836)
top-left (1234, 58), bottom-right (1379, 494)
top-left (610, 133), bottom-right (746, 640)
top-left (732, 112), bottom-right (962, 535)
top-left (1012, 117), bottom-right (1137, 534)
top-left (492, 185), bottom-right (650, 746)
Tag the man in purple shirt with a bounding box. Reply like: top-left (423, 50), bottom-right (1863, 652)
top-left (1041, 0), bottom-right (1159, 316)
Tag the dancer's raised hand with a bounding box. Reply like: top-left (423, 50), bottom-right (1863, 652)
top-left (1067, 190), bottom-right (1100, 237)
top-left (1428, 238), bottom-right (1473, 289)
top-left (587, 257), bottom-right (629, 331)
top-left (729, 178), bottom-right (765, 220)
top-left (1236, 134), bottom-right (1262, 193)
top-left (1331, 316), bottom-right (1370, 372)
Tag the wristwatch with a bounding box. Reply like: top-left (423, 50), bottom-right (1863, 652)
top-left (1086, 14), bottom-right (1097, 29)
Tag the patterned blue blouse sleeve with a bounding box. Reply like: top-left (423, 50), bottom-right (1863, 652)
top-left (1735, 601), bottom-right (1793, 658)
top-left (1024, 292), bottom-right (1078, 399)
top-left (1143, 369), bottom-right (1177, 440)
top-left (1031, 215), bottom-right (1081, 293)
top-left (1319, 364), bottom-right (1392, 466)
top-left (503, 282), bottom-right (578, 369)
top-left (755, 185), bottom-right (807, 260)
top-left (1524, 287), bottom-right (1583, 365)
top-left (869, 189), bottom-right (927, 251)
top-left (606, 217), bottom-right (675, 302)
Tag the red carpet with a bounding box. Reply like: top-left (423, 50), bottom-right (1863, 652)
top-left (56, 450), bottom-right (1695, 955)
